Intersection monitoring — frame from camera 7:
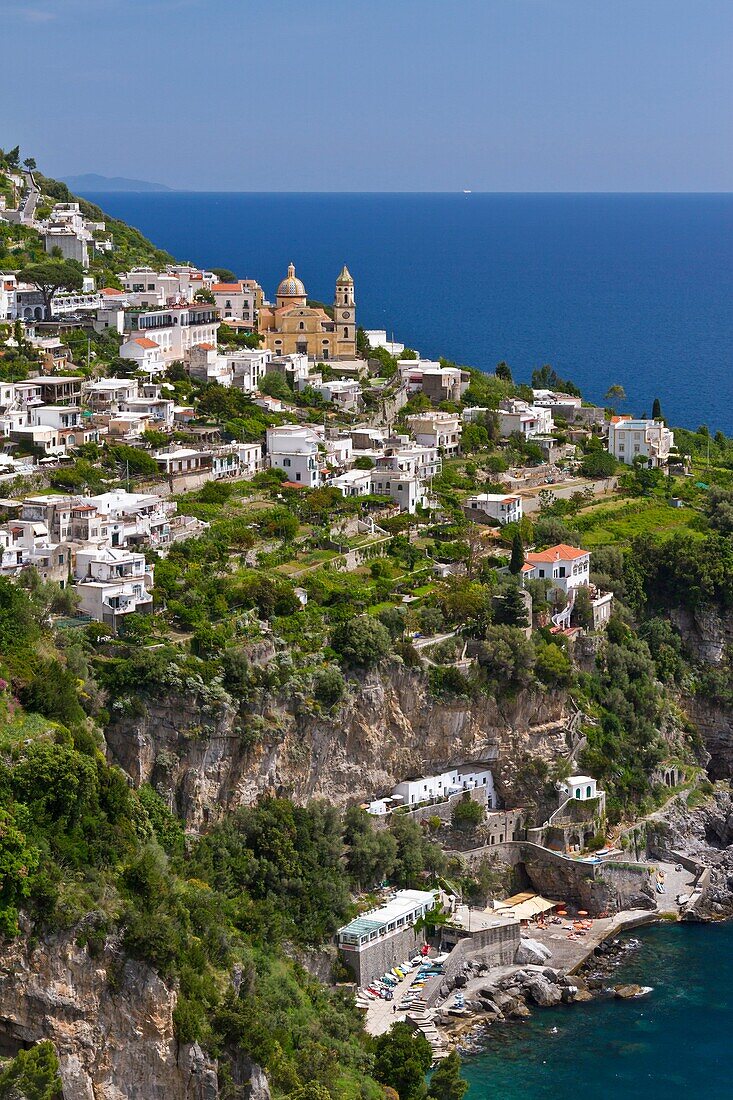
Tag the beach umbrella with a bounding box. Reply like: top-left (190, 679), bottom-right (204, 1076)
top-left (578, 910), bottom-right (589, 917)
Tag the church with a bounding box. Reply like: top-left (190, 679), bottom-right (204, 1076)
top-left (258, 263), bottom-right (356, 360)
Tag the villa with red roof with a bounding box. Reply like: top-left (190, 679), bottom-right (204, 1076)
top-left (523, 543), bottom-right (590, 595)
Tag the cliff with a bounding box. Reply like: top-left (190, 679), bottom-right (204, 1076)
top-left (105, 658), bottom-right (571, 830)
top-left (0, 920), bottom-right (218, 1100)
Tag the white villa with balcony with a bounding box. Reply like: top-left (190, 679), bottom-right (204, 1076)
top-left (73, 546), bottom-right (153, 627)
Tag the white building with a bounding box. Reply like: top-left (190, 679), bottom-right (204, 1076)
top-left (364, 329), bottom-right (406, 357)
top-left (608, 417), bottom-right (674, 468)
top-left (405, 411), bottom-right (462, 456)
top-left (211, 443), bottom-right (263, 480)
top-left (211, 281), bottom-right (256, 325)
top-left (124, 305), bottom-right (219, 364)
top-left (558, 775), bottom-right (600, 803)
top-left (465, 493), bottom-right (522, 525)
top-left (73, 546), bottom-right (153, 627)
top-left (228, 348), bottom-right (272, 393)
top-left (497, 399), bottom-right (554, 439)
top-left (266, 424), bottom-right (322, 487)
top-left (393, 766), bottom-right (496, 808)
top-left (318, 378), bottom-right (361, 411)
top-left (369, 470), bottom-right (426, 513)
top-left (119, 336), bottom-right (167, 377)
top-left (85, 378), bottom-right (140, 413)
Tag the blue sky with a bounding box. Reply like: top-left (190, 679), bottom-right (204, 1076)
top-left (5, 0), bottom-right (732, 191)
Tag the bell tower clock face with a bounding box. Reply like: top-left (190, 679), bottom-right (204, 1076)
top-left (342, 311), bottom-right (350, 319)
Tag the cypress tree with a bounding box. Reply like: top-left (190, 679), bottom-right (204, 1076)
top-left (509, 530), bottom-right (524, 575)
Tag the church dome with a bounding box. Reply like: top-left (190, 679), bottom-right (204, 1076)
top-left (277, 262), bottom-right (306, 298)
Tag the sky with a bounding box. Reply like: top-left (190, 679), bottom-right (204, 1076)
top-left (4, 0), bottom-right (733, 191)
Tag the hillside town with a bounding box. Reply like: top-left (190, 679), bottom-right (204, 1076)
top-left (0, 164), bottom-right (680, 635)
top-left (0, 152), bottom-right (726, 1098)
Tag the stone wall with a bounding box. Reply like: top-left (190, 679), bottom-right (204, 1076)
top-left (420, 923), bottom-right (521, 1007)
top-left (338, 926), bottom-right (425, 988)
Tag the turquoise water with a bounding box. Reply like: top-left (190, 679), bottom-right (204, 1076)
top-left (461, 922), bottom-right (732, 1099)
top-left (85, 192), bottom-right (733, 432)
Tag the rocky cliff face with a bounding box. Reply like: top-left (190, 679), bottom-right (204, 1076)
top-left (0, 921), bottom-right (218, 1100)
top-left (105, 659), bottom-right (570, 830)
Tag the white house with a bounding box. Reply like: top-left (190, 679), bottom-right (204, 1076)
top-left (608, 417), bottom-right (675, 468)
top-left (319, 379), bottom-right (361, 411)
top-left (405, 411), bottom-right (462, 456)
top-left (330, 468), bottom-right (373, 499)
top-left (364, 329), bottom-right (405, 357)
top-left (266, 424), bottom-right (322, 487)
top-left (523, 543), bottom-right (590, 595)
top-left (393, 766), bottom-right (495, 808)
top-left (119, 336), bottom-right (167, 377)
top-left (497, 399), bottom-right (554, 439)
top-left (124, 305), bottom-right (219, 364)
top-left (85, 378), bottom-right (140, 413)
top-left (73, 546), bottom-right (153, 628)
top-left (211, 281), bottom-right (256, 325)
top-left (228, 348), bottom-right (272, 393)
top-left (211, 443), bottom-right (263, 480)
top-left (369, 471), bottom-right (426, 513)
top-left (558, 775), bottom-right (600, 803)
top-left (465, 493), bottom-right (522, 525)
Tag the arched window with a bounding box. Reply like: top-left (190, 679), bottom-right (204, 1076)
top-left (587, 786), bottom-right (592, 798)
top-left (299, 322), bottom-right (305, 330)
top-left (343, 326), bottom-right (349, 338)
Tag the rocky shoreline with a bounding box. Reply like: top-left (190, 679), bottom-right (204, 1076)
top-left (437, 932), bottom-right (650, 1054)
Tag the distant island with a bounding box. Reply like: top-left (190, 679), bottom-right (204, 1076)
top-left (60, 172), bottom-right (173, 192)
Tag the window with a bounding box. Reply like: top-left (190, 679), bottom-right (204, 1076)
top-left (575, 788), bottom-right (581, 799)
top-left (295, 472), bottom-right (301, 481)
top-left (587, 785), bottom-right (592, 797)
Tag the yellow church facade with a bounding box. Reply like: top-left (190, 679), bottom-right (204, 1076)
top-left (258, 263), bottom-right (356, 360)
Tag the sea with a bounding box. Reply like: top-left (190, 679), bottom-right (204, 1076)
top-left (460, 921), bottom-right (732, 1100)
top-left (84, 191), bottom-right (733, 433)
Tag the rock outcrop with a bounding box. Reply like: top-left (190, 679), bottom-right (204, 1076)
top-left (0, 922), bottom-right (219, 1100)
top-left (105, 660), bottom-right (570, 830)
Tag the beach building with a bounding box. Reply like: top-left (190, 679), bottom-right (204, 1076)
top-left (336, 889), bottom-right (437, 985)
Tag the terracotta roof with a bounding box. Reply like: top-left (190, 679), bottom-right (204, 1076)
top-left (281, 481), bottom-right (307, 489)
top-left (525, 543), bottom-right (589, 564)
top-left (212, 282), bottom-right (242, 293)
top-left (131, 337), bottom-right (159, 349)
top-left (196, 342), bottom-right (216, 351)
top-left (101, 287), bottom-right (124, 295)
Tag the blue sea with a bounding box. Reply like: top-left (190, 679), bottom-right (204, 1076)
top-left (86, 192), bottom-right (733, 432)
top-left (460, 922), bottom-right (732, 1100)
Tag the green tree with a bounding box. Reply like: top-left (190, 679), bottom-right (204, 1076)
top-left (495, 361), bottom-right (512, 383)
top-left (331, 615), bottom-right (392, 669)
top-left (0, 1041), bottom-right (63, 1100)
top-left (580, 451), bottom-right (616, 478)
top-left (17, 259), bottom-right (84, 318)
top-left (493, 584), bottom-right (529, 627)
top-left (343, 806), bottom-right (397, 889)
top-left (651, 397), bottom-right (662, 420)
top-left (312, 666), bottom-right (345, 708)
top-left (509, 531), bottom-right (524, 575)
top-left (604, 383), bottom-right (627, 405)
top-left (427, 1052), bottom-right (468, 1100)
top-left (372, 1023), bottom-right (433, 1100)
top-left (451, 796), bottom-right (485, 832)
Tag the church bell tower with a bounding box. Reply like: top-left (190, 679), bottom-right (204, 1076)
top-left (333, 264), bottom-right (356, 358)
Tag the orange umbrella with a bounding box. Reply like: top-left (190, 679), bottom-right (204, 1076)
top-left (578, 910), bottom-right (589, 917)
